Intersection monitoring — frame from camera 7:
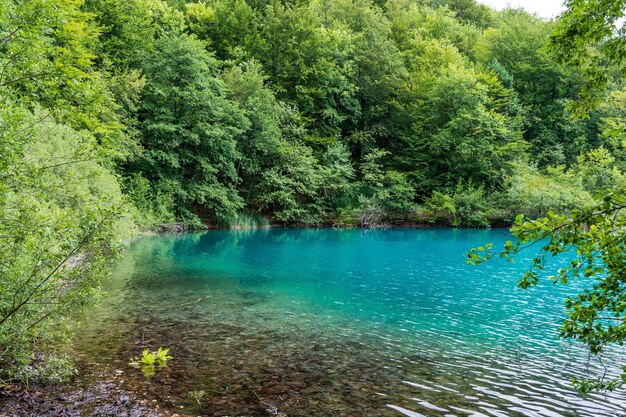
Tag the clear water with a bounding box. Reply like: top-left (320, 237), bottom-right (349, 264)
top-left (74, 228), bottom-right (626, 416)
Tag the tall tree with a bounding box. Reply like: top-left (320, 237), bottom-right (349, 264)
top-left (255, 1), bottom-right (361, 138)
top-left (128, 33), bottom-right (248, 224)
top-left (476, 10), bottom-right (593, 167)
top-left (550, 0), bottom-right (626, 113)
top-left (221, 62), bottom-right (330, 222)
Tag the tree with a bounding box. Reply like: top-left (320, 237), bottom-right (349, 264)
top-left (128, 33), bottom-right (248, 225)
top-left (254, 1), bottom-right (361, 138)
top-left (390, 43), bottom-right (525, 194)
top-left (595, 87), bottom-right (626, 170)
top-left (221, 61), bottom-right (329, 223)
top-left (0, 105), bottom-right (130, 383)
top-left (313, 0), bottom-right (408, 155)
top-left (0, 0), bottom-right (133, 384)
top-left (550, 0), bottom-right (626, 114)
top-left (0, 0), bottom-right (130, 155)
top-left (429, 0), bottom-right (495, 29)
top-left (470, 1), bottom-right (626, 392)
top-left (475, 9), bottom-right (594, 167)
top-left (183, 0), bottom-right (262, 60)
top-left (84, 0), bottom-right (185, 71)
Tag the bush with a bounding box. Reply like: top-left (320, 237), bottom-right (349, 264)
top-left (341, 150), bottom-right (415, 227)
top-left (505, 164), bottom-right (594, 218)
top-left (0, 106), bottom-right (131, 384)
top-left (335, 206), bottom-right (361, 227)
top-left (421, 183), bottom-right (498, 227)
top-left (575, 147), bottom-right (626, 194)
top-left (421, 191), bottom-right (457, 225)
top-left (124, 174), bottom-right (177, 229)
top-left (16, 354), bottom-right (77, 386)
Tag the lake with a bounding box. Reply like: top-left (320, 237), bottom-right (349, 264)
top-left (73, 228), bottom-right (626, 416)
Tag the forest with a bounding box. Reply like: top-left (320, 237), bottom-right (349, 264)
top-left (2, 0), bottom-right (626, 389)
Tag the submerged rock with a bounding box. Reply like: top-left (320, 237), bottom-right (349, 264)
top-left (0, 373), bottom-right (168, 417)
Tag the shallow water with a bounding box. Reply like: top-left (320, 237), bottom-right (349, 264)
top-left (74, 228), bottom-right (626, 416)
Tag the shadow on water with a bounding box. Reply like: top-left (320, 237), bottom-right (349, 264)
top-left (71, 229), bottom-right (626, 416)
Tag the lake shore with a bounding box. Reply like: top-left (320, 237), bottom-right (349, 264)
top-left (155, 219), bottom-right (513, 234)
top-left (0, 369), bottom-right (169, 417)
top-left (5, 228), bottom-right (624, 417)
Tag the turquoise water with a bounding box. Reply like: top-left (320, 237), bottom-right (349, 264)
top-left (74, 228), bottom-right (626, 416)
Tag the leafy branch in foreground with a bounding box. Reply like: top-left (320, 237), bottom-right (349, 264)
top-left (549, 0), bottom-right (626, 116)
top-left (468, 190), bottom-right (626, 392)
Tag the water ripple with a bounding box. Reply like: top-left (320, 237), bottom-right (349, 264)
top-left (74, 229), bottom-right (626, 416)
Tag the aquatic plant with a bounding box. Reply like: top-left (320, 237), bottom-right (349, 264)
top-left (155, 347), bottom-right (172, 365)
top-left (140, 349), bottom-right (156, 366)
top-left (187, 390), bottom-right (206, 408)
top-left (228, 213), bottom-right (270, 230)
top-left (129, 347), bottom-right (172, 378)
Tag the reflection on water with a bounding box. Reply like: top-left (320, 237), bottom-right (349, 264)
top-left (74, 229), bottom-right (626, 416)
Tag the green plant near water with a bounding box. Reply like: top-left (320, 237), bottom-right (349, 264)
top-left (155, 347), bottom-right (172, 365)
top-left (228, 213), bottom-right (270, 230)
top-left (17, 354), bottom-right (77, 386)
top-left (188, 390), bottom-right (206, 408)
top-left (129, 347), bottom-right (172, 378)
top-left (140, 349), bottom-right (155, 366)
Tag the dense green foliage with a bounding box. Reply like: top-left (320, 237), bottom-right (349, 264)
top-left (3, 0), bottom-right (626, 387)
top-left (77, 0), bottom-right (626, 229)
top-left (0, 0), bottom-right (133, 383)
top-left (550, 0), bottom-right (626, 114)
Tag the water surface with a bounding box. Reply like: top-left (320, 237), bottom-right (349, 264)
top-left (74, 228), bottom-right (626, 416)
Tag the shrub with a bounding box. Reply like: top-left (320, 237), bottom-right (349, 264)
top-left (421, 183), bottom-right (497, 227)
top-left (505, 164), bottom-right (594, 218)
top-left (16, 354), bottom-right (77, 386)
top-left (0, 106), bottom-right (132, 384)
